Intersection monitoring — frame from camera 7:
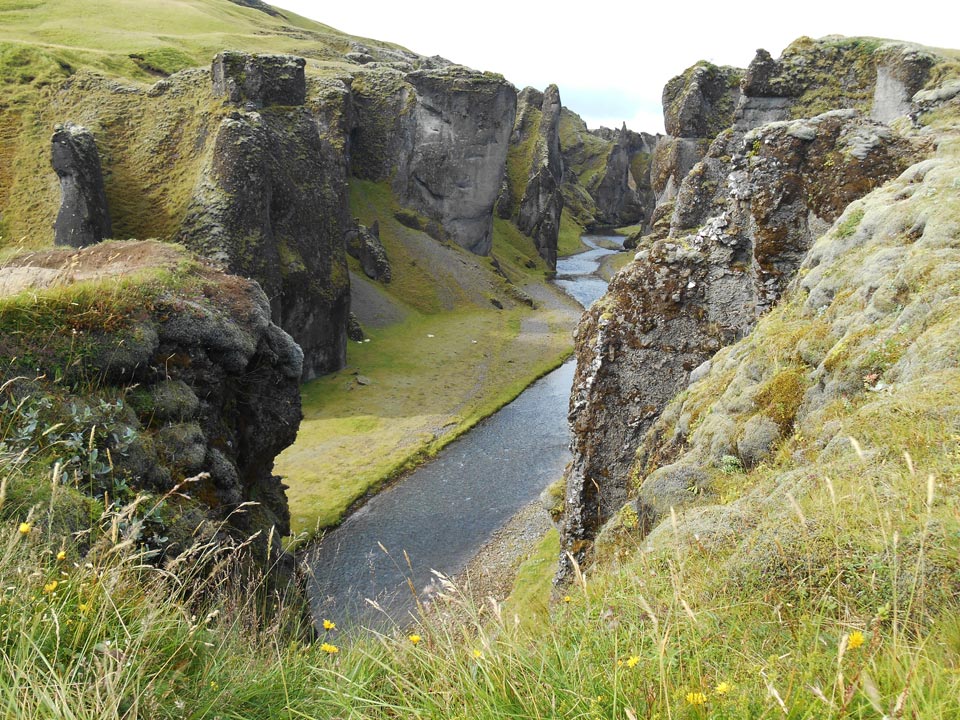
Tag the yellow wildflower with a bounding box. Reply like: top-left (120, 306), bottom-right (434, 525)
top-left (78, 602), bottom-right (92, 613)
top-left (320, 642), bottom-right (339, 654)
top-left (209, 681), bottom-right (219, 691)
top-left (56, 550), bottom-right (66, 561)
top-left (473, 649), bottom-right (483, 660)
top-left (18, 522), bottom-right (31, 536)
top-left (848, 631), bottom-right (865, 650)
top-left (715, 681), bottom-right (732, 695)
top-left (42, 580), bottom-right (58, 594)
top-left (685, 691), bottom-right (707, 706)
top-left (322, 618), bottom-right (336, 631)
top-left (626, 655), bottom-right (641, 668)
top-left (562, 595), bottom-right (572, 603)
top-left (408, 634), bottom-right (421, 645)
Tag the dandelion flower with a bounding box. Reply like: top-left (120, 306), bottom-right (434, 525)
top-left (18, 522), bottom-right (31, 536)
top-left (56, 550), bottom-right (66, 561)
top-left (685, 691), bottom-right (707, 706)
top-left (562, 595), bottom-right (572, 603)
top-left (715, 681), bottom-right (732, 695)
top-left (323, 618), bottom-right (336, 631)
top-left (408, 634), bottom-right (421, 645)
top-left (320, 642), bottom-right (339, 654)
top-left (848, 631), bottom-right (865, 650)
top-left (42, 580), bottom-right (58, 594)
top-left (626, 655), bottom-right (641, 668)
top-left (473, 649), bottom-right (483, 660)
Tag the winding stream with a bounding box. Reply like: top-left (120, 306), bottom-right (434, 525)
top-left (306, 234), bottom-right (625, 629)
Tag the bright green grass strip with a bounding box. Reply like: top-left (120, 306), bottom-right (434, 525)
top-left (502, 526), bottom-right (559, 633)
top-left (557, 208), bottom-right (586, 257)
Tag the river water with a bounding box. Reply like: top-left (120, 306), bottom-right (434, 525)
top-left (305, 235), bottom-right (625, 629)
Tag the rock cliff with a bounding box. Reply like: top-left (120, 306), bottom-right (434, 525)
top-left (50, 122), bottom-right (112, 248)
top-left (393, 67), bottom-right (517, 256)
top-left (179, 52), bottom-right (350, 382)
top-left (0, 241), bottom-right (302, 574)
top-left (498, 85), bottom-right (564, 267)
top-left (559, 111), bottom-right (653, 229)
top-left (560, 37), bottom-right (951, 568)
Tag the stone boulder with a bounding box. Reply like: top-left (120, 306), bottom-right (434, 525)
top-left (50, 123), bottom-right (111, 248)
top-left (345, 220), bottom-right (391, 282)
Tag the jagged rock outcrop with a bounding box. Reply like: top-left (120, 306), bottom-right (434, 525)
top-left (648, 63), bottom-right (743, 236)
top-left (734, 37), bottom-right (937, 130)
top-left (180, 52), bottom-right (351, 381)
top-left (498, 85), bottom-right (564, 267)
top-left (559, 110), bottom-right (652, 229)
top-left (624, 97), bottom-right (960, 559)
top-left (663, 62), bottom-right (743, 139)
top-left (393, 67), bottom-right (517, 255)
top-left (0, 241), bottom-right (302, 575)
top-left (345, 220), bottom-right (391, 282)
top-left (50, 123), bottom-right (111, 248)
top-left (211, 51), bottom-right (306, 106)
top-left (560, 105), bottom-right (922, 568)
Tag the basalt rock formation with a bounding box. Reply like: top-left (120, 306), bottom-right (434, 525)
top-left (648, 62), bottom-right (742, 238)
top-left (498, 85), bottom-right (564, 267)
top-left (560, 37), bottom-right (947, 569)
top-left (559, 111), bottom-right (654, 230)
top-left (51, 123), bottom-right (112, 248)
top-left (0, 241), bottom-right (302, 575)
top-left (394, 68), bottom-right (516, 255)
top-left (179, 52), bottom-right (350, 381)
top-left (352, 64), bottom-right (517, 256)
top-left (345, 220), bottom-right (391, 282)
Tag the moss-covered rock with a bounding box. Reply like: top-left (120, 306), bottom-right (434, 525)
top-left (0, 240), bottom-right (302, 576)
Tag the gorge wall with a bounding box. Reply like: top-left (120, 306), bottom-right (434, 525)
top-left (0, 242), bottom-right (303, 574)
top-left (560, 37), bottom-right (958, 567)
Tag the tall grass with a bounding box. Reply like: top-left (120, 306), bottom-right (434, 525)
top-left (1, 415), bottom-right (959, 719)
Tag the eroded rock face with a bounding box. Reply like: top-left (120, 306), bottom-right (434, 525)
top-left (663, 62), bottom-right (742, 139)
top-left (559, 109), bottom-right (921, 568)
top-left (51, 123), bottom-right (111, 248)
top-left (391, 67), bottom-right (517, 255)
top-left (180, 53), bottom-right (351, 381)
top-left (648, 62), bottom-right (743, 237)
top-left (500, 84), bottom-right (564, 267)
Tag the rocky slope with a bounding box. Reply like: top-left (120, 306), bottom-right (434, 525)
top-left (560, 37), bottom-right (960, 567)
top-left (0, 241), bottom-right (302, 574)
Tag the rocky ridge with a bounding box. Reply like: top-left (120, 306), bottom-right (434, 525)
top-left (560, 37), bottom-right (960, 568)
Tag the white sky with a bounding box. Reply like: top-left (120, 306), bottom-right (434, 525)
top-left (270, 0), bottom-right (958, 134)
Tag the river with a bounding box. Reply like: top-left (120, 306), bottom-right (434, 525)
top-left (305, 234), bottom-right (625, 629)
